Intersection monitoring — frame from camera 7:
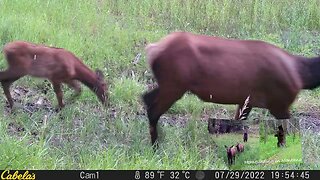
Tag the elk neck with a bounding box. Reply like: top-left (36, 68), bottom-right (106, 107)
top-left (75, 63), bottom-right (100, 91)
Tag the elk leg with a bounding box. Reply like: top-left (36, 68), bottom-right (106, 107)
top-left (0, 69), bottom-right (25, 101)
top-left (142, 88), bottom-right (160, 146)
top-left (51, 82), bottom-right (64, 109)
top-left (1, 80), bottom-right (14, 109)
top-left (142, 87), bottom-right (185, 147)
top-left (1, 77), bottom-right (21, 109)
top-left (66, 80), bottom-right (81, 96)
top-left (142, 88), bottom-right (159, 108)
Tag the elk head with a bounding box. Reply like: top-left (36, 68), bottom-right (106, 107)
top-left (94, 69), bottom-right (108, 105)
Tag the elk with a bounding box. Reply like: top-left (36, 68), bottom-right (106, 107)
top-left (236, 143), bottom-right (245, 153)
top-left (0, 41), bottom-right (107, 110)
top-left (225, 145), bottom-right (237, 166)
top-left (143, 31), bottom-right (320, 146)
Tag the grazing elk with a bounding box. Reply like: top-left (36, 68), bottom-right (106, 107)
top-left (0, 41), bottom-right (107, 110)
top-left (143, 31), bottom-right (320, 146)
top-left (225, 145), bottom-right (237, 166)
top-left (236, 143), bottom-right (245, 153)
top-left (275, 125), bottom-right (286, 147)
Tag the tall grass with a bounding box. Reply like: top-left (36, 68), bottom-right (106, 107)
top-left (106, 0), bottom-right (320, 35)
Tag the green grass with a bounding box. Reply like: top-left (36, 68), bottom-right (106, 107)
top-left (302, 131), bottom-right (320, 168)
top-left (0, 115), bottom-right (226, 169)
top-left (213, 133), bottom-right (260, 170)
top-left (259, 135), bottom-right (302, 165)
top-left (1, 0), bottom-right (320, 170)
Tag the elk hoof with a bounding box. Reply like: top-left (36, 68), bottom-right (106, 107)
top-left (55, 105), bottom-right (64, 112)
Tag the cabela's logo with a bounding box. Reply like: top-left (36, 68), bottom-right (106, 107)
top-left (1, 170), bottom-right (35, 180)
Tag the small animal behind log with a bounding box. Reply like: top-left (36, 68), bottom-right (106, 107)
top-left (236, 143), bottom-right (245, 153)
top-left (0, 41), bottom-right (108, 110)
top-left (225, 145), bottom-right (237, 166)
top-left (275, 125), bottom-right (286, 147)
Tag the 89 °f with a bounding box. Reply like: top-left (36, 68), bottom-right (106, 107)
top-left (170, 171), bottom-right (191, 179)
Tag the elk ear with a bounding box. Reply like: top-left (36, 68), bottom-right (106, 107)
top-left (95, 69), bottom-right (104, 80)
top-left (224, 145), bottom-right (228, 149)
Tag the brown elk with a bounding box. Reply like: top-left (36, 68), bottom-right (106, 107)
top-left (0, 41), bottom-right (107, 110)
top-left (225, 145), bottom-right (237, 166)
top-left (236, 143), bottom-right (245, 153)
top-left (143, 31), bottom-right (319, 146)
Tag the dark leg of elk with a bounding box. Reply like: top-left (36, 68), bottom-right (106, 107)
top-left (143, 87), bottom-right (185, 147)
top-left (1, 69), bottom-right (25, 109)
top-left (142, 88), bottom-right (159, 108)
top-left (1, 80), bottom-right (14, 109)
top-left (52, 82), bottom-right (64, 109)
top-left (1, 76), bottom-right (21, 109)
top-left (143, 88), bottom-right (160, 146)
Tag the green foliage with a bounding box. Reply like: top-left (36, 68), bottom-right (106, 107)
top-left (258, 135), bottom-right (302, 167)
top-left (110, 77), bottom-right (145, 112)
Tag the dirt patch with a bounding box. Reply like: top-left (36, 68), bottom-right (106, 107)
top-left (4, 86), bottom-right (55, 115)
top-left (159, 114), bottom-right (189, 127)
top-left (3, 86), bottom-right (55, 137)
top-left (7, 122), bottom-right (25, 136)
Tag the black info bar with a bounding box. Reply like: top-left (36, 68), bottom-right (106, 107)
top-left (0, 170), bottom-right (318, 180)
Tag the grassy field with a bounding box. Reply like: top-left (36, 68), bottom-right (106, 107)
top-left (259, 135), bottom-right (302, 165)
top-left (213, 133), bottom-right (260, 170)
top-left (0, 0), bottom-right (320, 170)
